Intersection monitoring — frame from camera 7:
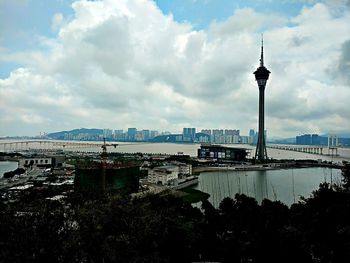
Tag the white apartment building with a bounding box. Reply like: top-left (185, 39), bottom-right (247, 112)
top-left (239, 136), bottom-right (250, 144)
top-left (172, 162), bottom-right (192, 175)
top-left (148, 165), bottom-right (179, 186)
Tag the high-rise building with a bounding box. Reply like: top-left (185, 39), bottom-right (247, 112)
top-left (239, 136), bottom-right (250, 144)
top-left (127, 128), bottom-right (137, 141)
top-left (150, 130), bottom-right (159, 139)
top-left (142, 130), bottom-right (150, 141)
top-left (196, 134), bottom-right (210, 143)
top-left (183, 128), bottom-right (196, 142)
top-left (296, 134), bottom-right (328, 145)
top-left (311, 134), bottom-right (320, 145)
top-left (212, 129), bottom-right (224, 136)
top-left (296, 134), bottom-right (312, 145)
top-left (254, 36), bottom-right (270, 162)
top-left (249, 129), bottom-right (255, 144)
top-left (103, 129), bottom-right (113, 139)
top-left (114, 129), bottom-right (123, 135)
top-left (114, 130), bottom-right (125, 141)
top-left (224, 129), bottom-right (240, 136)
top-left (134, 131), bottom-right (143, 141)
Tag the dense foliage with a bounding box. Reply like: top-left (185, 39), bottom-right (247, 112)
top-left (3, 168), bottom-right (25, 178)
top-left (1, 163), bottom-right (350, 262)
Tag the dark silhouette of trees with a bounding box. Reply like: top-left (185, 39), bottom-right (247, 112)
top-left (341, 161), bottom-right (350, 190)
top-left (3, 167), bottom-right (25, 178)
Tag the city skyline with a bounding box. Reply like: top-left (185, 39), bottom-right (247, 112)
top-left (8, 125), bottom-right (350, 146)
top-left (1, 0), bottom-right (350, 137)
top-left (21, 126), bottom-right (259, 145)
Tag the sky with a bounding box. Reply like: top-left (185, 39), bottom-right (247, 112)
top-left (0, 0), bottom-right (350, 138)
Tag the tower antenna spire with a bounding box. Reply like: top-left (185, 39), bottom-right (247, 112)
top-left (260, 33), bottom-right (264, 67)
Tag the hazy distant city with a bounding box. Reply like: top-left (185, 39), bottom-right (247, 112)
top-left (4, 126), bottom-right (349, 147)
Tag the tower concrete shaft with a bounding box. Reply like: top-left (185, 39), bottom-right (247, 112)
top-left (254, 35), bottom-right (270, 162)
top-left (255, 85), bottom-right (268, 161)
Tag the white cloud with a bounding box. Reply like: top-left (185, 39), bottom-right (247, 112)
top-left (209, 8), bottom-right (287, 36)
top-left (0, 0), bottom-right (350, 137)
top-left (52, 13), bottom-right (64, 31)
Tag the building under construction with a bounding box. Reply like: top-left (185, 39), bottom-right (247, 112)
top-left (75, 162), bottom-right (140, 193)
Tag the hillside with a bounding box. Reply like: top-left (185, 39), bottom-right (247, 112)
top-left (48, 128), bottom-right (103, 140)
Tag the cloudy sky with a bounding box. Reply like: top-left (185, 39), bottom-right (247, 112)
top-left (0, 0), bottom-right (349, 138)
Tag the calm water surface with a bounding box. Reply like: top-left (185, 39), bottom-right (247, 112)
top-left (0, 161), bottom-right (18, 179)
top-left (195, 167), bottom-right (342, 207)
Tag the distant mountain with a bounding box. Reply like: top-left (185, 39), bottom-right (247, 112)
top-left (320, 133), bottom-right (350, 138)
top-left (268, 137), bottom-right (296, 144)
top-left (48, 128), bottom-right (103, 140)
top-left (337, 133), bottom-right (350, 138)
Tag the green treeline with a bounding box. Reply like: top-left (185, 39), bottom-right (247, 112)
top-left (1, 163), bottom-right (350, 262)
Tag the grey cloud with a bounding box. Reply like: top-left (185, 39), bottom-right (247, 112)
top-left (337, 39), bottom-right (350, 84)
top-left (325, 0), bottom-right (350, 7)
top-left (288, 36), bottom-right (310, 47)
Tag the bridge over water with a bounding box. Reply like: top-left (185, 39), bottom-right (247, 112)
top-left (0, 140), bottom-right (103, 152)
top-left (267, 144), bottom-right (338, 156)
top-left (0, 140), bottom-right (167, 156)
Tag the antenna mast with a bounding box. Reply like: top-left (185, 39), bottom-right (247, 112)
top-left (260, 33), bottom-right (264, 67)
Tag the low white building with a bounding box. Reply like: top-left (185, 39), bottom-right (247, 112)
top-left (148, 165), bottom-right (179, 186)
top-left (19, 157), bottom-right (52, 167)
top-left (170, 162), bottom-right (192, 176)
top-left (18, 155), bottom-right (65, 168)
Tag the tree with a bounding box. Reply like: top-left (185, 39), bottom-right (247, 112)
top-left (342, 161), bottom-right (350, 190)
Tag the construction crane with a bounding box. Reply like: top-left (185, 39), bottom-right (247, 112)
top-left (100, 138), bottom-right (118, 191)
top-left (101, 137), bottom-right (118, 165)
